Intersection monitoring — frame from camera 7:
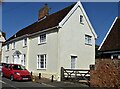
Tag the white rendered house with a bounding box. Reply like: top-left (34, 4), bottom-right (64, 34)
top-left (2, 1), bottom-right (97, 81)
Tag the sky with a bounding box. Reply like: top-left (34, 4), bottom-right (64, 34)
top-left (2, 2), bottom-right (118, 45)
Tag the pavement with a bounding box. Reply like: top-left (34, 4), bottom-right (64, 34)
top-left (33, 76), bottom-right (89, 88)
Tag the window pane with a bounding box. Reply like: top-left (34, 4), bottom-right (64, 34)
top-left (85, 35), bottom-right (92, 45)
top-left (37, 54), bottom-right (46, 69)
top-left (71, 56), bottom-right (77, 69)
top-left (40, 34), bottom-right (46, 43)
top-left (24, 38), bottom-right (27, 46)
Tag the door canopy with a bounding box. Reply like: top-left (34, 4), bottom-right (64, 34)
top-left (13, 50), bottom-right (22, 56)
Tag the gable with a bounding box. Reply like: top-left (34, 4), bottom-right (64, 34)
top-left (99, 17), bottom-right (120, 51)
top-left (59, 1), bottom-right (97, 39)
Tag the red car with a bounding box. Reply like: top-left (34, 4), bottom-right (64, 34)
top-left (2, 64), bottom-right (31, 81)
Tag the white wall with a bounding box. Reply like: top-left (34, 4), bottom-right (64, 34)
top-left (28, 29), bottom-right (59, 78)
top-left (58, 7), bottom-right (95, 71)
top-left (2, 38), bottom-right (28, 65)
top-left (1, 4), bottom-right (96, 81)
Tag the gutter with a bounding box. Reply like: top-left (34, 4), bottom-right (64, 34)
top-left (4, 34), bottom-right (28, 45)
top-left (3, 26), bottom-right (60, 46)
top-left (100, 50), bottom-right (120, 54)
top-left (28, 26), bottom-right (60, 37)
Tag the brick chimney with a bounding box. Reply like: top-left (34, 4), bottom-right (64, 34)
top-left (38, 4), bottom-right (49, 21)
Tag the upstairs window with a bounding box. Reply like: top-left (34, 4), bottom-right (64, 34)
top-left (12, 42), bottom-right (15, 49)
top-left (85, 35), bottom-right (92, 45)
top-left (23, 38), bottom-right (27, 47)
top-left (38, 34), bottom-right (46, 44)
top-left (6, 44), bottom-right (9, 51)
top-left (5, 56), bottom-right (9, 63)
top-left (80, 15), bottom-right (83, 24)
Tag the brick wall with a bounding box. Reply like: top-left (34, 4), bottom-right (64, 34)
top-left (90, 59), bottom-right (120, 88)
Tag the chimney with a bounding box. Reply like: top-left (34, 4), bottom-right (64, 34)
top-left (38, 4), bottom-right (49, 21)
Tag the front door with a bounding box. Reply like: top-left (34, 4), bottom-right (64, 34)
top-left (13, 55), bottom-right (21, 64)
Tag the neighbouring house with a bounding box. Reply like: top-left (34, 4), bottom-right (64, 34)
top-left (98, 17), bottom-right (120, 59)
top-left (0, 32), bottom-right (6, 62)
top-left (2, 1), bottom-right (97, 81)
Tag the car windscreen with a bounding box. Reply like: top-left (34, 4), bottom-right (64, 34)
top-left (12, 65), bottom-right (26, 70)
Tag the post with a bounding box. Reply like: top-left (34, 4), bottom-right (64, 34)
top-left (61, 67), bottom-right (64, 81)
top-left (31, 71), bottom-right (32, 76)
top-left (51, 75), bottom-right (54, 82)
top-left (39, 73), bottom-right (41, 79)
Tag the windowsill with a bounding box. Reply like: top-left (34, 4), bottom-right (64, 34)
top-left (23, 45), bottom-right (27, 48)
top-left (37, 68), bottom-right (46, 70)
top-left (85, 43), bottom-right (92, 46)
top-left (80, 22), bottom-right (84, 25)
top-left (38, 42), bottom-right (46, 45)
top-left (6, 50), bottom-right (9, 52)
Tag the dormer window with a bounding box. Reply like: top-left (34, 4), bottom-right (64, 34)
top-left (80, 15), bottom-right (83, 24)
top-left (12, 42), bottom-right (15, 49)
top-left (23, 38), bottom-right (27, 47)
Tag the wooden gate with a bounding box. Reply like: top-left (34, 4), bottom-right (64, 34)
top-left (61, 67), bottom-right (90, 84)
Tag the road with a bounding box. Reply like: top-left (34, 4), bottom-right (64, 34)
top-left (1, 77), bottom-right (51, 89)
top-left (0, 77), bottom-right (88, 89)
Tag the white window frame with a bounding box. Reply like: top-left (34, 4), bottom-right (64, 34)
top-left (85, 35), bottom-right (92, 45)
top-left (37, 54), bottom-right (46, 69)
top-left (38, 34), bottom-right (46, 44)
top-left (23, 38), bottom-right (27, 47)
top-left (21, 54), bottom-right (26, 66)
top-left (71, 56), bottom-right (77, 69)
top-left (12, 42), bottom-right (15, 49)
top-left (5, 56), bottom-right (9, 63)
top-left (6, 44), bottom-right (9, 51)
top-left (79, 15), bottom-right (84, 24)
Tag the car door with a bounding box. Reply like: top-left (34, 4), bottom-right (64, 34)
top-left (4, 64), bottom-right (11, 77)
top-left (3, 64), bottom-right (9, 76)
top-left (7, 65), bottom-right (12, 77)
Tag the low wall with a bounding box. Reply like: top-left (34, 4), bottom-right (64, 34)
top-left (90, 59), bottom-right (120, 88)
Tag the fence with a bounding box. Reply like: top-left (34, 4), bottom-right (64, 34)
top-left (61, 67), bottom-right (90, 84)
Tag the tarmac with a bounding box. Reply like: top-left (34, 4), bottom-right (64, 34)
top-left (32, 76), bottom-right (89, 88)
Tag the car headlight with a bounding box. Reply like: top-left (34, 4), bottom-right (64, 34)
top-left (14, 72), bottom-right (20, 75)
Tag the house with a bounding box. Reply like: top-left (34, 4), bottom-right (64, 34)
top-left (0, 32), bottom-right (6, 62)
top-left (2, 1), bottom-right (97, 81)
top-left (98, 17), bottom-right (120, 59)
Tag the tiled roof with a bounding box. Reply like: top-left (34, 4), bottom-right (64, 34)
top-left (100, 17), bottom-right (120, 52)
top-left (5, 3), bottom-right (76, 43)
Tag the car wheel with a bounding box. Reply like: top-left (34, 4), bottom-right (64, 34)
top-left (10, 75), bottom-right (14, 81)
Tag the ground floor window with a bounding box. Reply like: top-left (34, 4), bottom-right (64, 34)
top-left (21, 54), bottom-right (26, 66)
top-left (5, 56), bottom-right (9, 63)
top-left (37, 54), bottom-right (46, 69)
top-left (111, 54), bottom-right (120, 59)
top-left (71, 56), bottom-right (77, 69)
